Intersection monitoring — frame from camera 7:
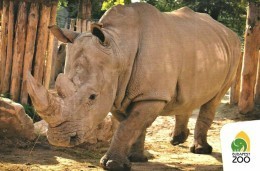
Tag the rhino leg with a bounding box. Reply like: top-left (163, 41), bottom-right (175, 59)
top-left (100, 101), bottom-right (165, 171)
top-left (170, 113), bottom-right (191, 146)
top-left (190, 101), bottom-right (216, 154)
top-left (128, 129), bottom-right (148, 162)
top-left (191, 84), bottom-right (231, 154)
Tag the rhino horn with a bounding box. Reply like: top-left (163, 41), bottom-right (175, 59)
top-left (27, 72), bottom-right (64, 126)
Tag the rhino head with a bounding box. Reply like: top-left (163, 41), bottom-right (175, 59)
top-left (27, 24), bottom-right (120, 147)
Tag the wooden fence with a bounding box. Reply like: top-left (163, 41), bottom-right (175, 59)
top-left (0, 1), bottom-right (259, 114)
top-left (0, 0), bottom-right (58, 104)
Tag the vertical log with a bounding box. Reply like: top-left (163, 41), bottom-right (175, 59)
top-left (239, 2), bottom-right (260, 114)
top-left (10, 2), bottom-right (28, 102)
top-left (255, 51), bottom-right (260, 104)
top-left (82, 19), bottom-right (87, 32)
top-left (76, 18), bottom-right (82, 32)
top-left (44, 3), bottom-right (58, 89)
top-left (20, 3), bottom-right (39, 104)
top-left (0, 0), bottom-right (9, 93)
top-left (33, 4), bottom-right (51, 84)
top-left (78, 0), bottom-right (92, 32)
top-left (0, 0), bottom-right (3, 15)
top-left (230, 52), bottom-right (243, 105)
top-left (49, 38), bottom-right (58, 88)
top-left (2, 1), bottom-right (14, 94)
top-left (70, 19), bottom-right (76, 31)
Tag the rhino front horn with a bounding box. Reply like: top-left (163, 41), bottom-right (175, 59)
top-left (27, 72), bottom-right (64, 126)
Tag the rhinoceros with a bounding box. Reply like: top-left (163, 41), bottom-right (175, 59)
top-left (27, 3), bottom-right (240, 171)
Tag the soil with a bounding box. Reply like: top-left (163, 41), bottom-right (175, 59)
top-left (0, 99), bottom-right (259, 171)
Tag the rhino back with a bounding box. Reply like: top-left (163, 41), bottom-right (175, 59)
top-left (121, 3), bottom-right (240, 114)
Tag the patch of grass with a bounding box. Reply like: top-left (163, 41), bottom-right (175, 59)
top-left (22, 104), bottom-right (41, 122)
top-left (0, 93), bottom-right (11, 99)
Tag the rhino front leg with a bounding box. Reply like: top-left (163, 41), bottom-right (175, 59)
top-left (100, 101), bottom-right (165, 171)
top-left (128, 129), bottom-right (148, 162)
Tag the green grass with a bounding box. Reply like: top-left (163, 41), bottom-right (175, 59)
top-left (22, 104), bottom-right (41, 122)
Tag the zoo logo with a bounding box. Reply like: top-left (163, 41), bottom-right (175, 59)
top-left (231, 131), bottom-right (250, 163)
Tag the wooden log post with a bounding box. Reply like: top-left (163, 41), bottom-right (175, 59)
top-left (230, 52), bottom-right (243, 105)
top-left (0, 0), bottom-right (3, 16)
top-left (33, 4), bottom-right (51, 84)
top-left (255, 51), bottom-right (260, 105)
top-left (2, 1), bottom-right (15, 94)
top-left (69, 19), bottom-right (76, 31)
top-left (0, 0), bottom-right (9, 93)
top-left (44, 3), bottom-right (58, 89)
top-left (77, 0), bottom-right (92, 32)
top-left (49, 38), bottom-right (58, 88)
top-left (20, 3), bottom-right (39, 104)
top-left (10, 2), bottom-right (28, 102)
top-left (239, 2), bottom-right (260, 114)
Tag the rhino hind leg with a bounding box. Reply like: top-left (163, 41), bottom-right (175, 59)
top-left (128, 130), bottom-right (148, 162)
top-left (191, 84), bottom-right (231, 154)
top-left (190, 100), bottom-right (216, 154)
top-left (170, 113), bottom-right (191, 146)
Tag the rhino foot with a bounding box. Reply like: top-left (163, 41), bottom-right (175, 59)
top-left (170, 129), bottom-right (190, 146)
top-left (190, 144), bottom-right (212, 154)
top-left (100, 154), bottom-right (131, 171)
top-left (128, 153), bottom-right (148, 162)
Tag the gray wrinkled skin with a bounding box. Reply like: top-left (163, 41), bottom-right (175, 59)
top-left (27, 3), bottom-right (240, 171)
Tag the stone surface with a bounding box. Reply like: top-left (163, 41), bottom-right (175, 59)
top-left (34, 119), bottom-right (48, 136)
top-left (90, 113), bottom-right (119, 144)
top-left (0, 98), bottom-right (36, 140)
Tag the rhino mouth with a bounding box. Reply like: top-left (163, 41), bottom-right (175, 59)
top-left (47, 121), bottom-right (86, 147)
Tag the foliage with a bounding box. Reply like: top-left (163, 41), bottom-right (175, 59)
top-left (58, 0), bottom-right (68, 9)
top-left (102, 0), bottom-right (125, 11)
top-left (0, 93), bottom-right (11, 99)
top-left (141, 0), bottom-right (249, 39)
top-left (22, 104), bottom-right (41, 122)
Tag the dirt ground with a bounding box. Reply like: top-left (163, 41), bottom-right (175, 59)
top-left (0, 98), bottom-right (259, 171)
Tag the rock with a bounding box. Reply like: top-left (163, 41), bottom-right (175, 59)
top-left (34, 120), bottom-right (48, 136)
top-left (96, 113), bottom-right (119, 142)
top-left (0, 98), bottom-right (35, 140)
top-left (85, 113), bottom-right (119, 144)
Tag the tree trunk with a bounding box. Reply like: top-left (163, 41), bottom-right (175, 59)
top-left (239, 2), bottom-right (260, 114)
top-left (33, 4), bottom-right (51, 84)
top-left (20, 3), bottom-right (39, 104)
top-left (2, 1), bottom-right (15, 94)
top-left (10, 2), bottom-right (28, 102)
top-left (255, 51), bottom-right (260, 104)
top-left (77, 0), bottom-right (92, 32)
top-left (44, 4), bottom-right (58, 89)
top-left (0, 0), bottom-right (9, 93)
top-left (230, 52), bottom-right (243, 105)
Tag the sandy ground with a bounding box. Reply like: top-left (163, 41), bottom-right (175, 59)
top-left (0, 99), bottom-right (259, 171)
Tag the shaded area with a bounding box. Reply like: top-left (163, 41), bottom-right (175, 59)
top-left (0, 104), bottom-right (259, 170)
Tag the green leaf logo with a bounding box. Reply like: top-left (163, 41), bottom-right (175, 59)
top-left (231, 131), bottom-right (250, 152)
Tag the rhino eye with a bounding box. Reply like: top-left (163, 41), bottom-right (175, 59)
top-left (89, 94), bottom-right (97, 100)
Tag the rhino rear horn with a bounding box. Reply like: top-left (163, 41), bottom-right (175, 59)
top-left (49, 25), bottom-right (80, 43)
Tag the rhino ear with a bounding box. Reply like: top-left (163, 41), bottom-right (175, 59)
top-left (91, 23), bottom-right (108, 46)
top-left (48, 25), bottom-right (80, 43)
